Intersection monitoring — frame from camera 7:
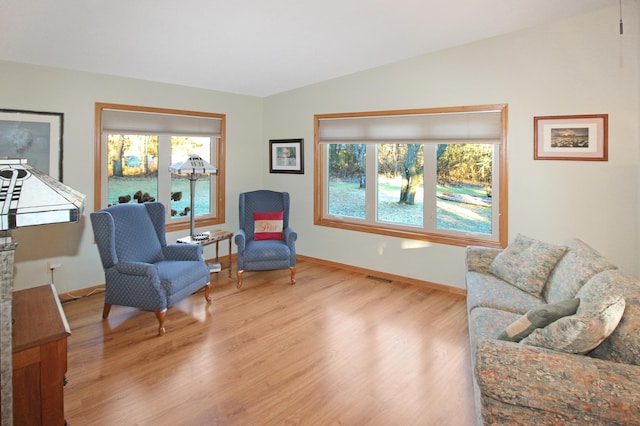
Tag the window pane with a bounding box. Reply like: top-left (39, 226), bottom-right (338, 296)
top-left (327, 144), bottom-right (366, 219)
top-left (377, 144), bottom-right (423, 227)
top-left (435, 144), bottom-right (493, 234)
top-left (170, 136), bottom-right (212, 217)
top-left (107, 134), bottom-right (158, 206)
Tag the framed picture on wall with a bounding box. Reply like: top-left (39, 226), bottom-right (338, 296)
top-left (534, 114), bottom-right (608, 161)
top-left (269, 138), bottom-right (304, 174)
top-left (0, 109), bottom-right (64, 180)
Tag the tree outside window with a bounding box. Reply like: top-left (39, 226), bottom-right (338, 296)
top-left (95, 103), bottom-right (226, 233)
top-left (316, 105), bottom-right (507, 248)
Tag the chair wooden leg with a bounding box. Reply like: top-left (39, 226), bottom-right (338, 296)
top-left (290, 266), bottom-right (296, 285)
top-left (203, 282), bottom-right (212, 303)
top-left (155, 310), bottom-right (167, 336)
top-left (102, 303), bottom-right (112, 319)
top-left (237, 270), bottom-right (244, 289)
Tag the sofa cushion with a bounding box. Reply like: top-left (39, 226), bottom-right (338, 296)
top-left (468, 307), bottom-right (521, 367)
top-left (466, 271), bottom-right (545, 315)
top-left (520, 295), bottom-right (626, 355)
top-left (577, 270), bottom-right (640, 365)
top-left (543, 239), bottom-right (617, 304)
top-left (470, 307), bottom-right (522, 341)
top-left (498, 298), bottom-right (580, 342)
top-left (490, 234), bottom-right (567, 296)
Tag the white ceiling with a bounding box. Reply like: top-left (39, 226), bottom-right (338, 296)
top-left (0, 0), bottom-right (618, 97)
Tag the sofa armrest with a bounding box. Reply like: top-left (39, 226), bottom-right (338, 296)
top-left (475, 339), bottom-right (640, 425)
top-left (465, 246), bottom-right (502, 274)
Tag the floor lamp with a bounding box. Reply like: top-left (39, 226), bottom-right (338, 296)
top-left (169, 154), bottom-right (217, 242)
top-left (0, 158), bottom-right (85, 426)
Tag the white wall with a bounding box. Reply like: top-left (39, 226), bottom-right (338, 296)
top-left (1, 3), bottom-right (638, 293)
top-left (0, 62), bottom-right (263, 292)
top-left (263, 4), bottom-right (640, 289)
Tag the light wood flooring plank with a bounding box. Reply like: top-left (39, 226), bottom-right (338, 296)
top-left (61, 259), bottom-right (475, 425)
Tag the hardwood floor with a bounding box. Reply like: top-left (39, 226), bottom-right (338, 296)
top-left (61, 259), bottom-right (476, 425)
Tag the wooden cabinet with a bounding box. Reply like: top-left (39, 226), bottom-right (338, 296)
top-left (11, 284), bottom-right (70, 425)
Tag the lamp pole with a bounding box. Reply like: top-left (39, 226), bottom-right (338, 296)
top-left (188, 171), bottom-right (197, 238)
top-left (169, 154), bottom-right (217, 241)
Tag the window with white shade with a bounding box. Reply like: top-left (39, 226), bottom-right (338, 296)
top-left (314, 105), bottom-right (507, 248)
top-left (95, 103), bottom-right (226, 232)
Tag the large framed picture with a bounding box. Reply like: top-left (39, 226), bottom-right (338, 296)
top-left (0, 109), bottom-right (64, 179)
top-left (534, 114), bottom-right (608, 161)
top-left (269, 138), bottom-right (304, 174)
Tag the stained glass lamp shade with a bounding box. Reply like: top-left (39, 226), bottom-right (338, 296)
top-left (0, 158), bottom-right (85, 425)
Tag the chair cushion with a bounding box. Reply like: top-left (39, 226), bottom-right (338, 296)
top-left (110, 204), bottom-right (164, 264)
top-left (254, 211), bottom-right (284, 240)
top-left (243, 239), bottom-right (292, 271)
top-left (155, 260), bottom-right (210, 303)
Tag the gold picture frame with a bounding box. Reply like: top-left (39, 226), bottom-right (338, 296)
top-left (534, 114), bottom-right (608, 161)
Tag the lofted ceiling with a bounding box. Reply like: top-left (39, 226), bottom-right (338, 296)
top-left (0, 0), bottom-right (618, 97)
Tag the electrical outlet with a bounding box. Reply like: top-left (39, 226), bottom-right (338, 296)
top-left (48, 262), bottom-right (62, 270)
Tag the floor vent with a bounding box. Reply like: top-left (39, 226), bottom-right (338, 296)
top-left (366, 275), bottom-right (393, 283)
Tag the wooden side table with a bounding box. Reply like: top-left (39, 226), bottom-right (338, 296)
top-left (11, 284), bottom-right (70, 426)
top-left (177, 229), bottom-right (233, 277)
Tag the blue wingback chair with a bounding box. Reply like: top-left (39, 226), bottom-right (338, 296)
top-left (235, 190), bottom-right (297, 289)
top-left (90, 202), bottom-right (211, 335)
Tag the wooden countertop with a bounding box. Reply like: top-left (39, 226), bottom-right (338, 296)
top-left (12, 284), bottom-right (71, 353)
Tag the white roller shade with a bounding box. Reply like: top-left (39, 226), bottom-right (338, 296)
top-left (102, 109), bottom-right (222, 137)
top-left (319, 110), bottom-right (502, 144)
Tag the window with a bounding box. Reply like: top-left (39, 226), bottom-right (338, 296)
top-left (314, 105), bottom-right (507, 248)
top-left (95, 103), bottom-right (226, 232)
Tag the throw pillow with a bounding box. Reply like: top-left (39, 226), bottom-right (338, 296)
top-left (498, 298), bottom-right (580, 342)
top-left (520, 295), bottom-right (626, 354)
top-left (253, 211), bottom-right (284, 240)
top-left (489, 234), bottom-right (567, 296)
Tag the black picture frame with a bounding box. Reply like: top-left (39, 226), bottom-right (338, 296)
top-left (0, 109), bottom-right (64, 180)
top-left (269, 138), bottom-right (304, 174)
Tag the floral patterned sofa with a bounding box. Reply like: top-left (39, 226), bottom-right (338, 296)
top-left (465, 235), bottom-right (640, 425)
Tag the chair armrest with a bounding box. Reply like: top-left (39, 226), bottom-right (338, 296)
top-left (235, 230), bottom-right (247, 252)
top-left (163, 243), bottom-right (203, 261)
top-left (475, 339), bottom-right (640, 424)
top-left (284, 227), bottom-right (297, 245)
top-left (466, 246), bottom-right (501, 274)
top-left (109, 262), bottom-right (165, 310)
top-left (115, 261), bottom-right (159, 277)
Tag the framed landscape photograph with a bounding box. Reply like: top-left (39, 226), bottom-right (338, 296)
top-left (0, 109), bottom-right (64, 179)
top-left (269, 138), bottom-right (304, 174)
top-left (534, 114), bottom-right (608, 161)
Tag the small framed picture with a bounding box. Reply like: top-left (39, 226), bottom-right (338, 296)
top-left (534, 114), bottom-right (608, 161)
top-left (269, 138), bottom-right (304, 174)
top-left (0, 109), bottom-right (64, 179)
